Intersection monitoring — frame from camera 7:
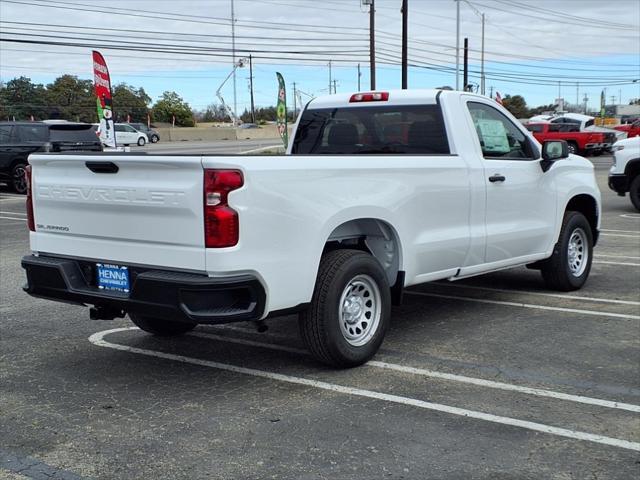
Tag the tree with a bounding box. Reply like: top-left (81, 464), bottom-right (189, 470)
top-left (0, 76), bottom-right (47, 120)
top-left (45, 75), bottom-right (95, 122)
top-left (529, 103), bottom-right (559, 116)
top-left (152, 91), bottom-right (194, 126)
top-left (501, 94), bottom-right (529, 118)
top-left (112, 83), bottom-right (151, 122)
top-left (195, 103), bottom-right (230, 122)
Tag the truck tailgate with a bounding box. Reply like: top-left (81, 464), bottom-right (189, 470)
top-left (29, 154), bottom-right (206, 271)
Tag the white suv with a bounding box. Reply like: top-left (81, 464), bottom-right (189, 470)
top-left (609, 136), bottom-right (640, 211)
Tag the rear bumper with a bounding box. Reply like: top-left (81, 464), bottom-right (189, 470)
top-left (608, 173), bottom-right (628, 195)
top-left (22, 255), bottom-right (266, 324)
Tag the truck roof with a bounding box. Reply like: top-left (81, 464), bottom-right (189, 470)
top-left (307, 88), bottom-right (459, 109)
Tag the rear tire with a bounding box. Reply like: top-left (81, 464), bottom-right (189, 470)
top-left (151, 135), bottom-right (159, 143)
top-left (567, 142), bottom-right (578, 155)
top-left (129, 313), bottom-right (196, 336)
top-left (629, 175), bottom-right (640, 212)
top-left (10, 162), bottom-right (28, 194)
top-left (298, 249), bottom-right (390, 368)
top-left (540, 211), bottom-right (593, 291)
top-left (137, 137), bottom-right (146, 146)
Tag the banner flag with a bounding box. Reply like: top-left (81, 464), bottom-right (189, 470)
top-left (92, 50), bottom-right (116, 147)
top-left (276, 72), bottom-right (288, 148)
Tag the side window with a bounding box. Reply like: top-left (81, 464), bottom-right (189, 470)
top-left (467, 102), bottom-right (536, 160)
top-left (525, 124), bottom-right (543, 133)
top-left (125, 126), bottom-right (136, 133)
top-left (115, 125), bottom-right (125, 132)
top-left (17, 125), bottom-right (48, 142)
top-left (0, 126), bottom-right (12, 144)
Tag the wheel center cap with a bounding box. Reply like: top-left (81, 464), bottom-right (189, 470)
top-left (343, 295), bottom-right (364, 323)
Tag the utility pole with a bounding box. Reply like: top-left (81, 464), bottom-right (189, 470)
top-left (489, 85), bottom-right (494, 99)
top-left (455, 0), bottom-right (460, 90)
top-left (328, 60), bottom-right (332, 94)
top-left (357, 63), bottom-right (361, 91)
top-left (583, 93), bottom-right (588, 114)
top-left (249, 54), bottom-right (255, 124)
top-left (401, 0), bottom-right (408, 89)
top-left (463, 37), bottom-right (469, 91)
top-left (365, 0), bottom-right (376, 90)
top-left (292, 82), bottom-right (297, 119)
top-left (576, 82), bottom-right (579, 110)
top-left (333, 79), bottom-right (338, 94)
top-left (231, 0), bottom-right (237, 125)
top-left (480, 13), bottom-right (485, 95)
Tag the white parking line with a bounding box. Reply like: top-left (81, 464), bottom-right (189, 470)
top-left (601, 229), bottom-right (640, 234)
top-left (191, 331), bottom-right (640, 413)
top-left (620, 214), bottom-right (640, 219)
top-left (406, 291), bottom-right (640, 320)
top-left (0, 216), bottom-right (26, 222)
top-left (436, 283), bottom-right (640, 306)
top-left (594, 260), bottom-right (640, 267)
top-left (89, 327), bottom-right (640, 452)
top-left (597, 254), bottom-right (640, 260)
top-left (601, 233), bottom-right (639, 238)
top-left (0, 211), bottom-right (26, 217)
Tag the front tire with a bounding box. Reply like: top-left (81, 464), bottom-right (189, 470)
top-left (10, 162), bottom-right (28, 194)
top-left (137, 137), bottom-right (146, 146)
top-left (540, 211), bottom-right (593, 291)
top-left (629, 175), bottom-right (640, 212)
top-left (129, 313), bottom-right (195, 336)
top-left (151, 135), bottom-right (159, 143)
top-left (298, 249), bottom-right (391, 368)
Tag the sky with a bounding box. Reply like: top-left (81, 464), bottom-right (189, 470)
top-left (0, 0), bottom-right (639, 116)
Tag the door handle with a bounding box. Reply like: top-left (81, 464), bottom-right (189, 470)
top-left (85, 161), bottom-right (119, 174)
top-left (489, 174), bottom-right (506, 183)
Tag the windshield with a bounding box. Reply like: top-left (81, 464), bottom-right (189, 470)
top-left (292, 104), bottom-right (450, 155)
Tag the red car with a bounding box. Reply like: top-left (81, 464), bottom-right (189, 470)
top-left (614, 120), bottom-right (640, 138)
top-left (526, 122), bottom-right (608, 156)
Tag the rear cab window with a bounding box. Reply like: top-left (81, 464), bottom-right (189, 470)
top-left (48, 125), bottom-right (100, 143)
top-left (291, 104), bottom-right (450, 155)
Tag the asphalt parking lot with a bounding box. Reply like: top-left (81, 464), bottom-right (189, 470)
top-left (1, 155), bottom-right (638, 479)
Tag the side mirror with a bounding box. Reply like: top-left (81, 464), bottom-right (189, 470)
top-left (540, 140), bottom-right (569, 172)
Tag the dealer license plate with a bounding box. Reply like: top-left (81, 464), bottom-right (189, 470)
top-left (96, 263), bottom-right (130, 293)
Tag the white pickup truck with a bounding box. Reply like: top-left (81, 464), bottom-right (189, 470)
top-left (22, 89), bottom-right (601, 367)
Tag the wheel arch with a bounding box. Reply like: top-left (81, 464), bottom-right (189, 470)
top-left (564, 194), bottom-right (599, 246)
top-left (323, 218), bottom-right (403, 290)
top-left (624, 158), bottom-right (640, 180)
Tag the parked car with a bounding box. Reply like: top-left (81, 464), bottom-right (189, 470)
top-left (0, 121), bottom-right (102, 193)
top-left (608, 136), bottom-right (640, 211)
top-left (526, 122), bottom-right (607, 155)
top-left (22, 89), bottom-right (601, 368)
top-left (128, 123), bottom-right (160, 143)
top-left (614, 120), bottom-right (640, 139)
top-left (550, 114), bottom-right (624, 148)
top-left (113, 123), bottom-right (148, 146)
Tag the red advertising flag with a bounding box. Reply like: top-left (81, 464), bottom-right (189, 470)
top-left (92, 50), bottom-right (117, 148)
top-left (495, 91), bottom-right (503, 105)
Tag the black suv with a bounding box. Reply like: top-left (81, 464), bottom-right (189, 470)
top-left (129, 123), bottom-right (160, 143)
top-left (0, 122), bottom-right (103, 193)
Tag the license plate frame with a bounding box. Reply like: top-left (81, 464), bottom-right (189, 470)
top-left (96, 263), bottom-right (130, 293)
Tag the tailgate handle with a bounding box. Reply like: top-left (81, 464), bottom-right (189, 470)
top-left (85, 161), bottom-right (119, 174)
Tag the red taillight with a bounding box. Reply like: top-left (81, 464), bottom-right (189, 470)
top-left (349, 92), bottom-right (389, 103)
top-left (25, 164), bottom-right (35, 232)
top-left (204, 169), bottom-right (243, 248)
